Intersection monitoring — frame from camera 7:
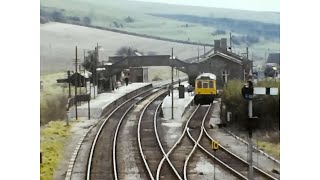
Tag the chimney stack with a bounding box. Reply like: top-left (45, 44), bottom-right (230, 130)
top-left (220, 38), bottom-right (227, 53)
top-left (214, 40), bottom-right (221, 53)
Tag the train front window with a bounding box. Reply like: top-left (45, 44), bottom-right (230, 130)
top-left (197, 81), bottom-right (202, 88)
top-left (203, 82), bottom-right (208, 88)
top-left (209, 81), bottom-right (214, 88)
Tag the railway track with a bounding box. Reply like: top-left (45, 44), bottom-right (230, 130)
top-left (189, 101), bottom-right (279, 180)
top-left (87, 87), bottom-right (163, 180)
top-left (72, 81), bottom-right (279, 180)
top-left (183, 104), bottom-right (212, 180)
top-left (137, 90), bottom-right (177, 180)
top-left (154, 103), bottom-right (184, 180)
top-left (155, 105), bottom-right (211, 179)
top-left (202, 128), bottom-right (279, 180)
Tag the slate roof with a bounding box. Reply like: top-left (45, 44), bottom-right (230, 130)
top-left (267, 53), bottom-right (280, 65)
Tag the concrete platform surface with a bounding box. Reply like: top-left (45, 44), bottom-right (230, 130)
top-left (68, 83), bottom-right (151, 119)
top-left (161, 82), bottom-right (194, 120)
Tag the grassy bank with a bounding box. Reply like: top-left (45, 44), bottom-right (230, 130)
top-left (256, 141), bottom-right (280, 160)
top-left (40, 121), bottom-right (71, 180)
top-left (41, 73), bottom-right (68, 125)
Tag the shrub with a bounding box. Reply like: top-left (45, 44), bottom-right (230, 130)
top-left (221, 79), bottom-right (280, 130)
top-left (211, 29), bottom-right (226, 36)
top-left (124, 16), bottom-right (134, 23)
top-left (113, 21), bottom-right (120, 28)
top-left (83, 16), bottom-right (91, 26)
top-left (40, 94), bottom-right (68, 125)
top-left (152, 75), bottom-right (162, 81)
top-left (40, 17), bottom-right (49, 24)
top-left (51, 11), bottom-right (66, 23)
top-left (68, 16), bottom-right (81, 22)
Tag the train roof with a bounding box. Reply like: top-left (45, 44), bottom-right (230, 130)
top-left (196, 73), bottom-right (216, 80)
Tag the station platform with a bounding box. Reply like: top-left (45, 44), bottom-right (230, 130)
top-left (161, 81), bottom-right (194, 120)
top-left (68, 77), bottom-right (188, 120)
top-left (68, 83), bottom-right (152, 119)
top-left (209, 99), bottom-right (221, 128)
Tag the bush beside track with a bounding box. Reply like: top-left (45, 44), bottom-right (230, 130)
top-left (221, 79), bottom-right (280, 130)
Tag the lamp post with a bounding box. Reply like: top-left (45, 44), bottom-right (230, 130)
top-left (272, 66), bottom-right (277, 80)
top-left (170, 48), bottom-right (175, 119)
top-left (94, 44), bottom-right (103, 97)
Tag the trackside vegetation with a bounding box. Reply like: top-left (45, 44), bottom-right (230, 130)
top-left (221, 79), bottom-right (280, 129)
top-left (40, 121), bottom-right (71, 180)
top-left (221, 79), bottom-right (280, 159)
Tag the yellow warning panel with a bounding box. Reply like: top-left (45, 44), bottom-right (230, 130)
top-left (211, 140), bottom-right (219, 150)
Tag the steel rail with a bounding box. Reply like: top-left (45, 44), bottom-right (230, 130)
top-left (203, 128), bottom-right (279, 180)
top-left (113, 87), bottom-right (164, 180)
top-left (154, 102), bottom-right (182, 180)
top-left (183, 104), bottom-right (212, 180)
top-left (137, 90), bottom-right (168, 180)
top-left (186, 128), bottom-right (247, 179)
top-left (222, 127), bottom-right (280, 164)
top-left (85, 79), bottom-right (186, 180)
top-left (86, 87), bottom-right (162, 180)
top-left (156, 104), bottom-right (201, 179)
top-left (112, 103), bottom-right (135, 180)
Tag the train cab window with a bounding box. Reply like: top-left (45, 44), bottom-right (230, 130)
top-left (203, 82), bottom-right (208, 88)
top-left (197, 81), bottom-right (202, 88)
top-left (209, 81), bottom-right (214, 88)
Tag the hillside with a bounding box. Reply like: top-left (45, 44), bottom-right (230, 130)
top-left (40, 22), bottom-right (202, 74)
top-left (40, 0), bottom-right (280, 62)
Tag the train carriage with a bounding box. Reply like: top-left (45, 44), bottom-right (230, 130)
top-left (194, 73), bottom-right (217, 104)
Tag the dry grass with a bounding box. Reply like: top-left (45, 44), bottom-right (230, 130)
top-left (255, 130), bottom-right (280, 160)
top-left (40, 121), bottom-right (71, 180)
top-left (256, 141), bottom-right (280, 160)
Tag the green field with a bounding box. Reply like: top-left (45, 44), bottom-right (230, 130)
top-left (40, 0), bottom-right (280, 67)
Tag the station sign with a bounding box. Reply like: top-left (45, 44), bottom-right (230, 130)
top-left (211, 140), bottom-right (219, 151)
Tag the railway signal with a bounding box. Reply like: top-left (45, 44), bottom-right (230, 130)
top-left (241, 80), bottom-right (254, 100)
top-left (241, 79), bottom-right (279, 180)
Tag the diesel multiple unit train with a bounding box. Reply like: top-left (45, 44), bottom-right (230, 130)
top-left (194, 73), bottom-right (217, 104)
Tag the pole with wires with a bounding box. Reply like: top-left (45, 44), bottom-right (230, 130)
top-left (171, 48), bottom-right (174, 119)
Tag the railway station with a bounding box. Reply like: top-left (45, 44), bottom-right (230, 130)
top-left (49, 37), bottom-right (280, 180)
top-left (38, 1), bottom-right (281, 179)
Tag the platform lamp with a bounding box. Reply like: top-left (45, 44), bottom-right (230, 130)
top-left (94, 44), bottom-right (104, 97)
top-left (170, 49), bottom-right (176, 119)
top-left (272, 66), bottom-right (277, 79)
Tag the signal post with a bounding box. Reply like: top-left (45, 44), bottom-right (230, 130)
top-left (241, 79), bottom-right (255, 180)
top-left (241, 78), bottom-right (279, 180)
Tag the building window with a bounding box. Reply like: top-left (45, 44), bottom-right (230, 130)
top-left (222, 70), bottom-right (230, 83)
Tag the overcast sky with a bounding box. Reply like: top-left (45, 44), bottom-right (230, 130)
top-left (132, 0), bottom-right (280, 12)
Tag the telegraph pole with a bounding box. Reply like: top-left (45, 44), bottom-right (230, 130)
top-left (246, 47), bottom-right (249, 59)
top-left (75, 46), bottom-right (78, 120)
top-left (197, 44), bottom-right (200, 63)
top-left (67, 70), bottom-right (71, 98)
top-left (83, 50), bottom-right (87, 94)
top-left (230, 33), bottom-right (232, 52)
top-left (171, 48), bottom-right (174, 119)
top-left (248, 78), bottom-right (254, 180)
top-left (93, 48), bottom-right (96, 99)
top-left (96, 43), bottom-right (99, 95)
